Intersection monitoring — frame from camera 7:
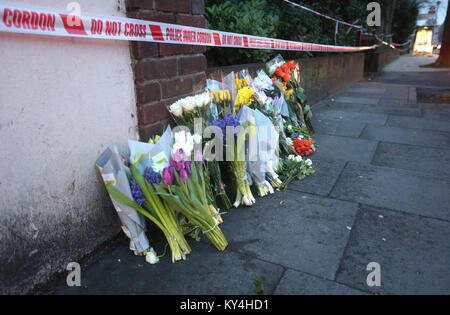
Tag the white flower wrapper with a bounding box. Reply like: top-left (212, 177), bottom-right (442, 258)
top-left (128, 126), bottom-right (173, 174)
top-left (95, 146), bottom-right (150, 254)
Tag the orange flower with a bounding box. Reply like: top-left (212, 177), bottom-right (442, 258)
top-left (275, 68), bottom-right (283, 77)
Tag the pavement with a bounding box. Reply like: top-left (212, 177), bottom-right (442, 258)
top-left (43, 55), bottom-right (450, 295)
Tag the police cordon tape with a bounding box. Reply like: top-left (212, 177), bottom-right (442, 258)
top-left (283, 0), bottom-right (362, 29)
top-left (0, 1), bottom-right (378, 53)
top-left (392, 40), bottom-right (411, 47)
top-left (283, 1), bottom-right (409, 50)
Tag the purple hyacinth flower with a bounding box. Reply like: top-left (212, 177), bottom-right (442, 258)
top-left (212, 113), bottom-right (240, 143)
top-left (130, 178), bottom-right (146, 206)
top-left (144, 167), bottom-right (161, 187)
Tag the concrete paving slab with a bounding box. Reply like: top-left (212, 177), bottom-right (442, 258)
top-left (314, 110), bottom-right (388, 126)
top-left (377, 99), bottom-right (410, 106)
top-left (361, 105), bottom-right (422, 117)
top-left (287, 158), bottom-right (347, 196)
top-left (343, 87), bottom-right (386, 94)
top-left (372, 142), bottom-right (450, 179)
top-left (360, 124), bottom-right (450, 149)
top-left (330, 162), bottom-right (450, 221)
top-left (336, 90), bottom-right (408, 101)
top-left (312, 118), bottom-right (366, 137)
top-left (334, 97), bottom-right (379, 105)
top-left (421, 103), bottom-right (450, 120)
top-left (316, 102), bottom-right (364, 112)
top-left (50, 239), bottom-right (284, 295)
top-left (218, 191), bottom-right (358, 280)
top-left (312, 134), bottom-right (378, 163)
top-left (340, 84), bottom-right (409, 98)
top-left (408, 86), bottom-right (417, 104)
top-left (423, 111), bottom-right (450, 120)
top-left (375, 71), bottom-right (450, 88)
top-left (336, 205), bottom-right (450, 294)
top-left (387, 115), bottom-right (450, 132)
top-left (274, 269), bottom-right (366, 295)
top-left (381, 55), bottom-right (445, 72)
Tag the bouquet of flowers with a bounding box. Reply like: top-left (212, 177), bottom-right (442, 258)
top-left (211, 113), bottom-right (255, 207)
top-left (210, 89), bottom-right (232, 115)
top-left (171, 130), bottom-right (224, 224)
top-left (278, 155), bottom-right (315, 190)
top-left (268, 55), bottom-right (315, 133)
top-left (284, 123), bottom-right (317, 157)
top-left (155, 148), bottom-right (228, 251)
top-left (236, 70), bottom-right (290, 193)
top-left (105, 151), bottom-right (192, 263)
top-left (168, 92), bottom-right (212, 128)
top-left (96, 147), bottom-right (156, 261)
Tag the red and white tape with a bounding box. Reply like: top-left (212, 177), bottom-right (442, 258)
top-left (0, 1), bottom-right (377, 52)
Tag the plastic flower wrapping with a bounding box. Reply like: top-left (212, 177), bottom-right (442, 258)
top-left (96, 54), bottom-right (317, 264)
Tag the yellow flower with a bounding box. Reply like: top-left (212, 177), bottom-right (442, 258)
top-left (285, 88), bottom-right (294, 99)
top-left (148, 135), bottom-right (160, 144)
top-left (235, 86), bottom-right (254, 109)
top-left (235, 78), bottom-right (247, 90)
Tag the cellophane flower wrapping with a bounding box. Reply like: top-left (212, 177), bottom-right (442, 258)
top-left (95, 146), bottom-right (151, 256)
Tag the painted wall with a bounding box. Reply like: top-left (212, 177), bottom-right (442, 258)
top-left (0, 0), bottom-right (138, 294)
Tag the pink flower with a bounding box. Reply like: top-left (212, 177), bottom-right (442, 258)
top-left (185, 161), bottom-right (192, 174)
top-left (194, 149), bottom-right (204, 162)
top-left (170, 158), bottom-right (184, 172)
top-left (179, 168), bottom-right (189, 182)
top-left (172, 148), bottom-right (186, 162)
top-left (162, 166), bottom-right (174, 185)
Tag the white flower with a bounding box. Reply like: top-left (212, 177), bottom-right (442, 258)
top-left (174, 130), bottom-right (186, 144)
top-left (288, 155), bottom-right (295, 160)
top-left (169, 101), bottom-right (183, 117)
top-left (287, 124), bottom-right (293, 131)
top-left (305, 159), bottom-right (312, 167)
top-left (181, 96), bottom-right (195, 112)
top-left (286, 138), bottom-right (293, 146)
top-left (295, 156), bottom-right (302, 163)
top-left (297, 134), bottom-right (304, 140)
top-left (195, 93), bottom-right (211, 108)
top-left (192, 133), bottom-right (202, 144)
top-left (145, 249), bottom-right (159, 264)
top-left (194, 94), bottom-right (204, 108)
top-left (173, 130), bottom-right (194, 157)
top-left (185, 132), bottom-right (193, 146)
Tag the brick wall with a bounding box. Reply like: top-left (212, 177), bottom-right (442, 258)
top-left (126, 0), bottom-right (207, 140)
top-left (207, 52), bottom-right (366, 105)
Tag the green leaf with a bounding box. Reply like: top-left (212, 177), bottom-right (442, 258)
top-left (296, 90), bottom-right (307, 103)
top-left (253, 276), bottom-right (266, 294)
top-left (106, 184), bottom-right (139, 210)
